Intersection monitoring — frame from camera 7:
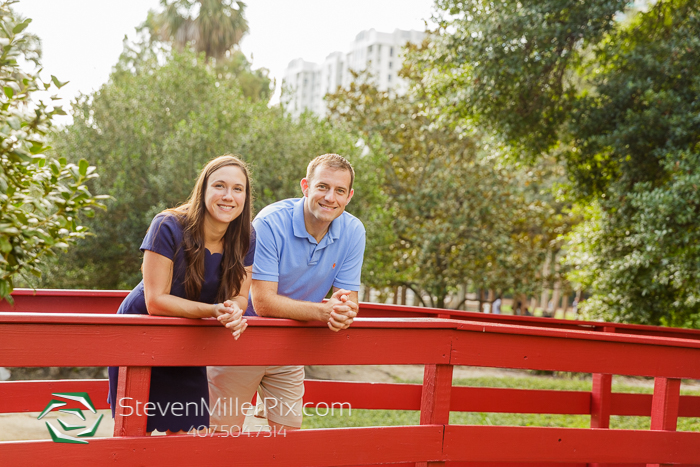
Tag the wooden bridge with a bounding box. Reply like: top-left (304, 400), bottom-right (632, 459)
top-left (1, 289), bottom-right (700, 466)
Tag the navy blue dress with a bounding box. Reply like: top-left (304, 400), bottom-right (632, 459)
top-left (108, 213), bottom-right (255, 432)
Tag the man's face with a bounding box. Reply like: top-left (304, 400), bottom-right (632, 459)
top-left (301, 165), bottom-right (354, 227)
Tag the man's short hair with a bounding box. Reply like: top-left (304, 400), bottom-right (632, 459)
top-left (306, 154), bottom-right (355, 190)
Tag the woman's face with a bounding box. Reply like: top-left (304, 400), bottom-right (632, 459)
top-left (203, 165), bottom-right (247, 229)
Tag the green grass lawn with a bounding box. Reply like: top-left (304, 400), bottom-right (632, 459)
top-left (302, 375), bottom-right (700, 431)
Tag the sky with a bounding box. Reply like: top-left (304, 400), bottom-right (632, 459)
top-left (13, 0), bottom-right (436, 119)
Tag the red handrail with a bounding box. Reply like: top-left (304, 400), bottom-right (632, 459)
top-left (1, 303), bottom-right (700, 465)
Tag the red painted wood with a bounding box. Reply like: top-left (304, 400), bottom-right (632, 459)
top-left (9, 289), bottom-right (700, 343)
top-left (0, 425), bottom-right (445, 466)
top-left (451, 330), bottom-right (700, 379)
top-left (419, 364), bottom-right (453, 467)
top-left (611, 392), bottom-right (700, 417)
top-left (1, 289), bottom-right (126, 314)
top-left (0, 323), bottom-right (453, 367)
top-left (590, 323), bottom-right (616, 467)
top-left (591, 373), bottom-right (612, 428)
top-left (6, 379), bottom-right (700, 421)
top-left (114, 366), bottom-right (151, 437)
top-left (443, 425), bottom-right (700, 463)
top-left (648, 379), bottom-right (680, 467)
top-left (0, 313), bottom-right (459, 328)
top-left (0, 380), bottom-right (109, 413)
top-left (650, 377), bottom-right (681, 431)
top-left (449, 386), bottom-right (591, 415)
top-left (420, 364), bottom-right (453, 425)
top-left (304, 380), bottom-right (422, 411)
top-left (359, 302), bottom-right (700, 342)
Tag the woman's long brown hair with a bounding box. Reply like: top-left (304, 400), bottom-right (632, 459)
top-left (164, 155), bottom-right (252, 303)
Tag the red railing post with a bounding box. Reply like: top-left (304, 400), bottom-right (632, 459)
top-left (114, 366), bottom-right (152, 437)
top-left (417, 363), bottom-right (453, 467)
top-left (647, 377), bottom-right (681, 467)
top-left (589, 326), bottom-right (615, 467)
top-left (590, 373), bottom-right (612, 429)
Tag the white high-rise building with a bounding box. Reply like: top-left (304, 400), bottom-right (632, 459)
top-left (282, 28), bottom-right (425, 119)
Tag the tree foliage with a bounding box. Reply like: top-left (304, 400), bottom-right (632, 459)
top-left (44, 48), bottom-right (358, 290)
top-left (422, 0), bottom-right (700, 324)
top-left (139, 0), bottom-right (271, 102)
top-left (0, 1), bottom-right (105, 300)
top-left (327, 69), bottom-right (566, 307)
top-left (144, 0), bottom-right (248, 60)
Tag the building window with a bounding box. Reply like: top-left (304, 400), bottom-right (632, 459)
top-left (388, 74), bottom-right (392, 82)
top-left (390, 47), bottom-right (394, 57)
top-left (368, 45), bottom-right (373, 53)
top-left (389, 61), bottom-right (392, 69)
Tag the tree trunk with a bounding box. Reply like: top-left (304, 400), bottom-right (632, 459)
top-left (392, 286), bottom-right (399, 304)
top-left (401, 286), bottom-right (407, 305)
top-left (454, 284), bottom-right (465, 310)
top-left (478, 288), bottom-right (486, 313)
top-left (551, 281), bottom-right (561, 317)
top-left (540, 249), bottom-right (551, 310)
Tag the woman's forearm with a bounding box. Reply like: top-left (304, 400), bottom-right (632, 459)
top-left (146, 293), bottom-right (216, 319)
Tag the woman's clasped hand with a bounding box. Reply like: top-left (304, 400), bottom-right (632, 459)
top-left (215, 300), bottom-right (248, 340)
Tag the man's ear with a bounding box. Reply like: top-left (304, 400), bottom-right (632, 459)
top-left (300, 178), bottom-right (309, 196)
top-left (346, 188), bottom-right (354, 204)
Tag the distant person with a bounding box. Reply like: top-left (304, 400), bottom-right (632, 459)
top-left (492, 296), bottom-right (502, 315)
top-left (208, 153), bottom-right (366, 433)
top-left (108, 155), bottom-right (255, 434)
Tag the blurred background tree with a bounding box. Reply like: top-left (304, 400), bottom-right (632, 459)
top-left (140, 0), bottom-right (271, 101)
top-left (0, 1), bottom-right (105, 301)
top-left (39, 47), bottom-right (358, 290)
top-left (417, 0), bottom-right (700, 324)
top-left (327, 68), bottom-right (573, 309)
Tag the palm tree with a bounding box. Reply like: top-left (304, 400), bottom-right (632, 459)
top-left (146, 0), bottom-right (249, 60)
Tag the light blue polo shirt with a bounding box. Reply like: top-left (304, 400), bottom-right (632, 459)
top-left (245, 197), bottom-right (366, 316)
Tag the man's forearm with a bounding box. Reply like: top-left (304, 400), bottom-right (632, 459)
top-left (253, 293), bottom-right (326, 321)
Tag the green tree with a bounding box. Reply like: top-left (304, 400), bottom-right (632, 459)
top-left (420, 0), bottom-right (700, 324)
top-left (145, 0), bottom-right (248, 60)
top-left (140, 0), bottom-right (271, 102)
top-left (43, 48), bottom-right (358, 290)
top-left (327, 71), bottom-right (558, 308)
top-left (0, 2), bottom-right (105, 300)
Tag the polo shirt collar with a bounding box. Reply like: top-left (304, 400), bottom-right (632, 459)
top-left (293, 197), bottom-right (341, 244)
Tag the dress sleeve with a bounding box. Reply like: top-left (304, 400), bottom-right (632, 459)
top-left (243, 225), bottom-right (256, 267)
top-left (140, 214), bottom-right (183, 261)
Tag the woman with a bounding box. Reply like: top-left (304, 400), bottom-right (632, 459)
top-left (108, 155), bottom-right (255, 434)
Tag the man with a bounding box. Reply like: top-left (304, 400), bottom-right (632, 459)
top-left (208, 153), bottom-right (366, 432)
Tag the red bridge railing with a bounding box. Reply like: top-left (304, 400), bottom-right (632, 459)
top-left (1, 289), bottom-right (700, 466)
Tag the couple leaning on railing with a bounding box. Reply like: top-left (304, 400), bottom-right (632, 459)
top-left (107, 153), bottom-right (366, 435)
